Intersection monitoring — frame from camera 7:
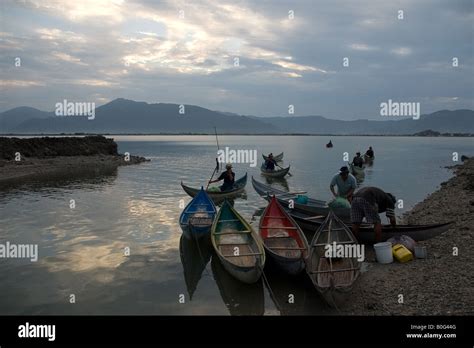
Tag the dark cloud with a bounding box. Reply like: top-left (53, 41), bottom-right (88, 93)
top-left (0, 0), bottom-right (472, 119)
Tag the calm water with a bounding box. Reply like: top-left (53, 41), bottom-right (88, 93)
top-left (0, 135), bottom-right (471, 315)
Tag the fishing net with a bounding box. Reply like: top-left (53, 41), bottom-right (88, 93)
top-left (328, 197), bottom-right (351, 209)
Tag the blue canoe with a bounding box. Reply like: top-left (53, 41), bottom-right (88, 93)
top-left (180, 187), bottom-right (217, 239)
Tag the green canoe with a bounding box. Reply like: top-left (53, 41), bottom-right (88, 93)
top-left (211, 200), bottom-right (265, 284)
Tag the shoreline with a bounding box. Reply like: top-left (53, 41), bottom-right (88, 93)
top-left (0, 136), bottom-right (148, 187)
top-left (0, 155), bottom-right (148, 187)
top-left (1, 133), bottom-right (472, 137)
top-left (340, 158), bottom-right (473, 315)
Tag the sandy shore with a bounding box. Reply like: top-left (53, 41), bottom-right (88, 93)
top-left (340, 158), bottom-right (473, 315)
top-left (0, 155), bottom-right (148, 187)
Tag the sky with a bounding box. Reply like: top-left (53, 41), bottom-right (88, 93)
top-left (0, 0), bottom-right (473, 119)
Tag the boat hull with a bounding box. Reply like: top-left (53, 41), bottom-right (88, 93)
top-left (180, 224), bottom-right (212, 239)
top-left (259, 196), bottom-right (309, 275)
top-left (289, 210), bottom-right (453, 244)
top-left (306, 212), bottom-right (361, 307)
top-left (179, 187), bottom-right (217, 238)
top-left (181, 173), bottom-right (247, 203)
top-left (252, 176), bottom-right (350, 220)
top-left (265, 248), bottom-right (306, 275)
top-left (211, 200), bottom-right (265, 284)
top-left (363, 154), bottom-right (374, 164)
top-left (260, 165), bottom-right (290, 178)
top-left (350, 163), bottom-right (365, 179)
top-left (217, 253), bottom-right (263, 284)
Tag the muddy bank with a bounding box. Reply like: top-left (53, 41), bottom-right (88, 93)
top-left (0, 135), bottom-right (119, 159)
top-left (340, 158), bottom-right (474, 315)
top-left (0, 136), bottom-right (148, 187)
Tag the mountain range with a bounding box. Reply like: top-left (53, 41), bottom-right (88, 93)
top-left (1, 98), bottom-right (473, 135)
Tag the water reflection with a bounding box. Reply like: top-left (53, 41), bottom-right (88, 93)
top-left (211, 255), bottom-right (265, 316)
top-left (263, 262), bottom-right (332, 315)
top-left (0, 166), bottom-right (118, 196)
top-left (179, 235), bottom-right (212, 300)
top-left (263, 176), bottom-right (289, 191)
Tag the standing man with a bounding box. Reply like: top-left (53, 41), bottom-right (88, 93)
top-left (209, 164), bottom-right (235, 191)
top-left (351, 187), bottom-right (397, 242)
top-left (329, 166), bottom-right (357, 201)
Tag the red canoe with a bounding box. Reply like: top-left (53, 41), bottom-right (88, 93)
top-left (259, 196), bottom-right (310, 274)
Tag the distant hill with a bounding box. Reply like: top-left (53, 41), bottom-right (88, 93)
top-left (0, 107), bottom-right (53, 131)
top-left (264, 109), bottom-right (474, 135)
top-left (1, 99), bottom-right (473, 135)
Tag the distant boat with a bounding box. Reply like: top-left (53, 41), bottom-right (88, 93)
top-left (363, 154), bottom-right (374, 164)
top-left (260, 163), bottom-right (290, 178)
top-left (326, 142), bottom-right (333, 148)
top-left (262, 152), bottom-right (284, 162)
top-left (349, 163), bottom-right (365, 180)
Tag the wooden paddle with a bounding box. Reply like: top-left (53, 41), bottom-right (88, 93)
top-left (206, 127), bottom-right (221, 190)
top-left (276, 163), bottom-right (292, 176)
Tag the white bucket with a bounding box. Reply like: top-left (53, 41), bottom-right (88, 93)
top-left (414, 245), bottom-right (427, 259)
top-left (374, 242), bottom-right (393, 264)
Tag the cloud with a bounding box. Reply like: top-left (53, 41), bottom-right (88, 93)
top-left (1, 80), bottom-right (46, 87)
top-left (349, 43), bottom-right (378, 51)
top-left (0, 0), bottom-right (472, 118)
top-left (391, 47), bottom-right (412, 56)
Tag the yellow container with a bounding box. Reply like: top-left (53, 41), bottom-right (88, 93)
top-left (392, 244), bottom-right (413, 263)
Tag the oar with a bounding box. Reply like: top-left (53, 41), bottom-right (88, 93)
top-left (276, 163), bottom-right (292, 176)
top-left (214, 126), bottom-right (220, 172)
top-left (206, 127), bottom-right (221, 190)
top-left (206, 157), bottom-right (219, 190)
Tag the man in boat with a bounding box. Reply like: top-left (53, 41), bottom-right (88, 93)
top-left (209, 163), bottom-right (235, 191)
top-left (329, 166), bottom-right (357, 201)
top-left (352, 152), bottom-right (364, 168)
top-left (365, 146), bottom-right (374, 158)
top-left (264, 153), bottom-right (277, 171)
top-left (327, 140), bottom-right (333, 147)
top-left (351, 186), bottom-right (397, 242)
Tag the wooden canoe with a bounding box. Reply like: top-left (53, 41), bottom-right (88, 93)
top-left (211, 254), bottom-right (265, 315)
top-left (181, 173), bottom-right (247, 203)
top-left (350, 163), bottom-right (365, 179)
top-left (288, 209), bottom-right (454, 244)
top-left (179, 187), bottom-right (216, 238)
top-left (260, 164), bottom-right (290, 178)
top-left (363, 154), bottom-right (374, 164)
top-left (262, 152), bottom-right (284, 162)
top-left (259, 196), bottom-right (309, 275)
top-left (307, 211), bottom-right (361, 305)
top-left (252, 176), bottom-right (351, 220)
top-left (179, 234), bottom-right (212, 300)
top-left (211, 200), bottom-right (265, 284)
